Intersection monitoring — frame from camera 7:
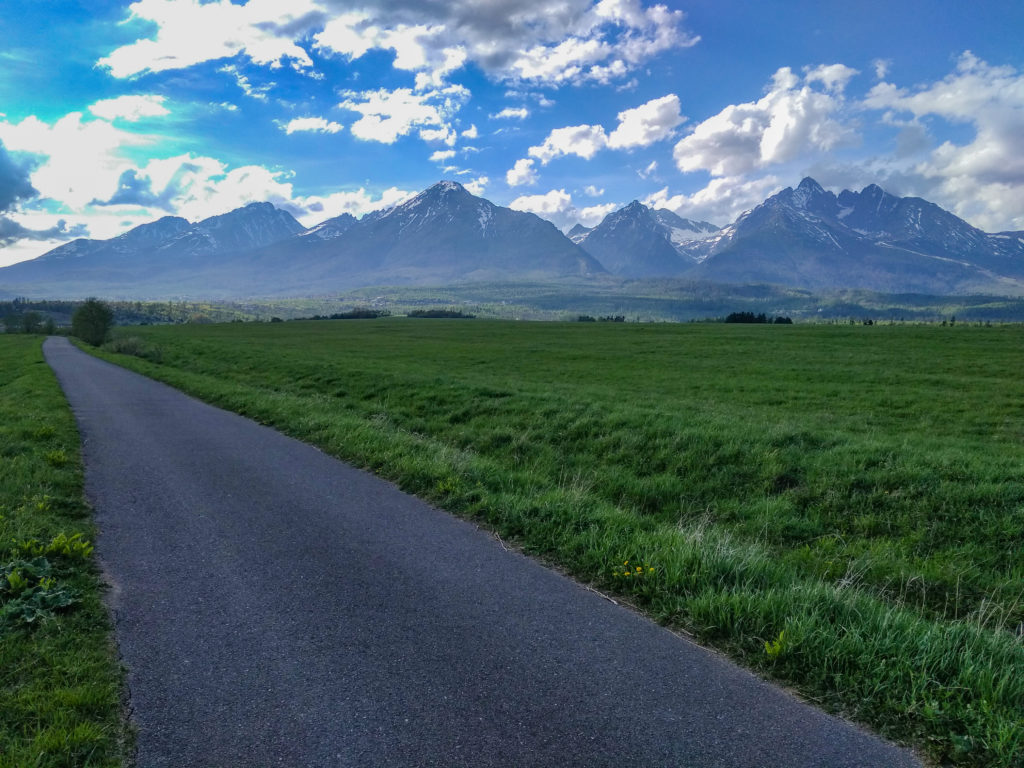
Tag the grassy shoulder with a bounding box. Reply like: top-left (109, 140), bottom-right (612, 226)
top-left (92, 320), bottom-right (1024, 766)
top-left (0, 336), bottom-right (126, 768)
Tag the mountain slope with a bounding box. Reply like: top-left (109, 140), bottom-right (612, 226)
top-left (575, 201), bottom-right (719, 278)
top-left (650, 209), bottom-right (720, 248)
top-left (686, 178), bottom-right (1024, 293)
top-left (299, 212), bottom-right (357, 241)
top-left (567, 223), bottom-right (593, 244)
top-left (576, 201), bottom-right (693, 277)
top-left (0, 182), bottom-right (602, 297)
top-left (153, 202), bottom-right (305, 263)
top-left (253, 181), bottom-right (604, 290)
top-left (0, 204), bottom-right (304, 296)
top-left (3, 177), bottom-right (1024, 298)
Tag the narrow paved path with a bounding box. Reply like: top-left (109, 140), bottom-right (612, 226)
top-left (45, 337), bottom-right (920, 768)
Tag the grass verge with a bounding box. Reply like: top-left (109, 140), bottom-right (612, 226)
top-left (0, 336), bottom-right (126, 768)
top-left (89, 320), bottom-right (1023, 766)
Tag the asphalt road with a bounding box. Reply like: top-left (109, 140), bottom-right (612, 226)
top-left (45, 336), bottom-right (921, 768)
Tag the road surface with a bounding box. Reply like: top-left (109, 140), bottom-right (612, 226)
top-left (45, 336), bottom-right (920, 767)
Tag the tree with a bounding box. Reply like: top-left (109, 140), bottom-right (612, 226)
top-left (71, 299), bottom-right (113, 346)
top-left (20, 311), bottom-right (43, 334)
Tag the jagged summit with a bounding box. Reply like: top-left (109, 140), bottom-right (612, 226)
top-left (301, 212), bottom-right (357, 241)
top-left (402, 180), bottom-right (472, 208)
top-left (430, 180), bottom-right (466, 193)
top-left (574, 201), bottom-right (720, 276)
top-left (686, 177), bottom-right (1024, 292)
top-left (790, 177), bottom-right (834, 212)
top-left (567, 223), bottom-right (593, 244)
top-left (240, 179), bottom-right (604, 293)
top-left (155, 201), bottom-right (305, 259)
top-left (113, 215), bottom-right (190, 242)
top-left (576, 200), bottom-right (694, 277)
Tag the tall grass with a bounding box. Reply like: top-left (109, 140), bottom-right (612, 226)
top-left (0, 336), bottom-right (126, 767)
top-left (91, 320), bottom-right (1024, 766)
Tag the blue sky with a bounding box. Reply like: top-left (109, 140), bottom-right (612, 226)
top-left (1, 0), bottom-right (1023, 266)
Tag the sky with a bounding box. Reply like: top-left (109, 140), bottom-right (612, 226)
top-left (1, 0), bottom-right (1024, 267)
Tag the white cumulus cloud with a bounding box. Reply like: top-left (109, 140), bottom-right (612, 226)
top-left (490, 107), bottom-right (530, 120)
top-left (315, 13), bottom-right (467, 87)
top-left (643, 175), bottom-right (782, 227)
top-left (100, 0), bottom-right (698, 88)
top-left (862, 51), bottom-right (1024, 231)
top-left (578, 202), bottom-right (618, 225)
top-left (506, 158), bottom-right (538, 187)
top-left (673, 66), bottom-right (858, 177)
top-left (99, 0), bottom-right (321, 77)
top-left (88, 94), bottom-right (170, 121)
top-left (295, 186), bottom-right (416, 223)
top-left (338, 85), bottom-right (469, 145)
top-left (464, 175), bottom-right (488, 195)
top-left (529, 124), bottom-right (609, 163)
top-left (509, 187), bottom-right (617, 229)
top-left (0, 112), bottom-right (155, 209)
top-left (500, 0), bottom-right (696, 85)
top-left (508, 188), bottom-right (576, 227)
top-left (607, 93), bottom-right (684, 148)
top-left (510, 94), bottom-right (682, 183)
top-left (283, 116), bottom-right (344, 134)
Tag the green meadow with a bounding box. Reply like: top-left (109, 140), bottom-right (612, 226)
top-left (0, 336), bottom-right (125, 767)
top-left (92, 319), bottom-right (1023, 766)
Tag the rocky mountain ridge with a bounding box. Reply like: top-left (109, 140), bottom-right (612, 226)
top-left (2, 178), bottom-right (1022, 298)
top-left (679, 178), bottom-right (1024, 293)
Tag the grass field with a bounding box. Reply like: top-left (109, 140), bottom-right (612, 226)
top-left (0, 336), bottom-right (125, 767)
top-left (92, 319), bottom-right (1024, 766)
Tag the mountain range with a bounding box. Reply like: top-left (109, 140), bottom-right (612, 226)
top-left (2, 177), bottom-right (1023, 299)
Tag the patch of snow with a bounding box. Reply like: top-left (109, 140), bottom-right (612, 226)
top-left (477, 204), bottom-right (493, 233)
top-left (665, 226), bottom-right (719, 246)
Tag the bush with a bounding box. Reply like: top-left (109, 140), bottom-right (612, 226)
top-left (71, 298), bottom-right (113, 346)
top-left (103, 334), bottom-right (163, 363)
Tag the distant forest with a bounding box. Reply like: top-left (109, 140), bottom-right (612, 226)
top-left (4, 282), bottom-right (1024, 331)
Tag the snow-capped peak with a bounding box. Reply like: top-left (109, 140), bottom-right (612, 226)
top-left (428, 180), bottom-right (467, 195)
top-left (792, 177), bottom-right (827, 209)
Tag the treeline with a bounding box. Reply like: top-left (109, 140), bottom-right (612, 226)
top-left (0, 298), bottom-right (256, 329)
top-left (576, 315), bottom-right (627, 322)
top-left (1, 310), bottom-right (58, 334)
top-left (408, 309), bottom-right (476, 318)
top-left (1, 298), bottom-right (73, 334)
top-left (724, 311), bottom-right (793, 324)
top-left (305, 308), bottom-right (391, 320)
